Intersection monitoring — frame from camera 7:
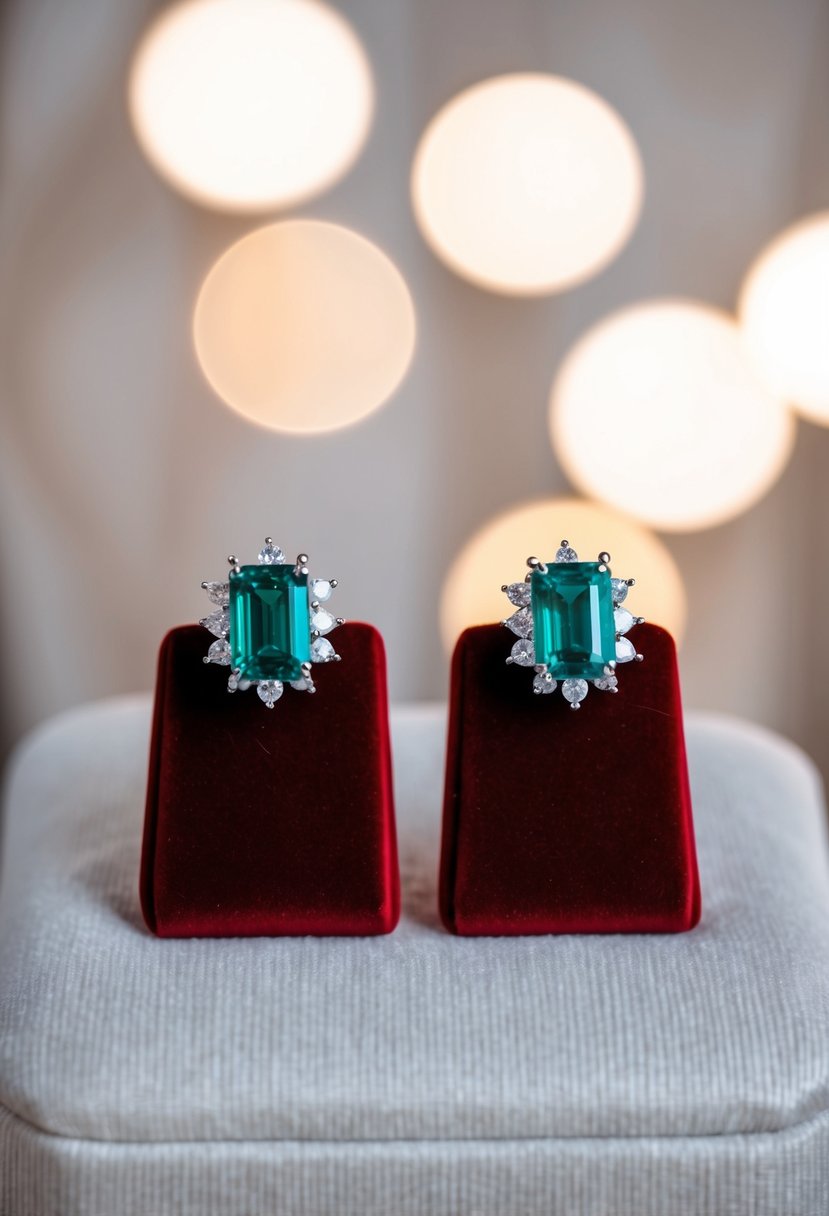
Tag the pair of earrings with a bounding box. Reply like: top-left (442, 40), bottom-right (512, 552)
top-left (198, 535), bottom-right (644, 713)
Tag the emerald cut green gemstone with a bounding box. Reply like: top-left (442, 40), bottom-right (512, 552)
top-left (530, 562), bottom-right (616, 680)
top-left (229, 565), bottom-right (310, 682)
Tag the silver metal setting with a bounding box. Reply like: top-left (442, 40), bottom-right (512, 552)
top-left (501, 539), bottom-right (643, 709)
top-left (199, 536), bottom-right (343, 709)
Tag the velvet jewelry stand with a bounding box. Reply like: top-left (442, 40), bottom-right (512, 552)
top-left (141, 623), bottom-right (399, 937)
top-left (439, 623), bottom-right (701, 936)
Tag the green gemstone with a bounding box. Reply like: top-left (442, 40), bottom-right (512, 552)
top-left (530, 562), bottom-right (616, 680)
top-left (229, 565), bottom-right (310, 682)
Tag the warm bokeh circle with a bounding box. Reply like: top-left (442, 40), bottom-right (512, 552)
top-left (550, 300), bottom-right (795, 532)
top-left (739, 212), bottom-right (829, 426)
top-left (129, 0), bottom-right (373, 212)
top-left (193, 220), bottom-right (416, 434)
top-left (412, 73), bottom-right (643, 295)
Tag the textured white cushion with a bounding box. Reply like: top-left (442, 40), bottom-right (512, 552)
top-left (1, 698), bottom-right (828, 1215)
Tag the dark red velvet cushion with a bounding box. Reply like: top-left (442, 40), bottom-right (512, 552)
top-left (439, 623), bottom-right (701, 936)
top-left (141, 623), bottom-right (399, 937)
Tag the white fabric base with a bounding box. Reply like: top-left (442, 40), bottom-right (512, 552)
top-left (1, 698), bottom-right (828, 1214)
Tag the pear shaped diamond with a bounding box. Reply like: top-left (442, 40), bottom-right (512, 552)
top-left (505, 582), bottom-right (531, 607)
top-left (256, 680), bottom-right (283, 708)
top-left (562, 678), bottom-right (588, 705)
top-left (510, 638), bottom-right (535, 667)
top-left (200, 609), bottom-right (229, 638)
top-left (310, 607), bottom-right (336, 635)
top-left (206, 639), bottom-right (231, 666)
top-left (258, 540), bottom-right (284, 565)
top-left (614, 607), bottom-right (634, 635)
top-left (311, 636), bottom-right (336, 663)
top-left (311, 579), bottom-right (333, 602)
top-left (203, 581), bottom-right (229, 606)
top-left (611, 578), bottom-right (629, 605)
top-left (615, 636), bottom-right (636, 663)
top-left (594, 674), bottom-right (618, 692)
top-left (533, 672), bottom-right (557, 695)
top-left (505, 607), bottom-right (532, 637)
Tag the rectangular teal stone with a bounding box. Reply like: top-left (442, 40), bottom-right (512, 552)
top-left (229, 565), bottom-right (310, 683)
top-left (531, 562), bottom-right (616, 680)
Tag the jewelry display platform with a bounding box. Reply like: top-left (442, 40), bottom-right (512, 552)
top-left (142, 623), bottom-right (399, 937)
top-left (440, 623), bottom-right (700, 935)
top-left (1, 700), bottom-right (828, 1214)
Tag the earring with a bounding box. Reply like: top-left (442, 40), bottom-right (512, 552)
top-left (501, 539), bottom-right (644, 709)
top-left (200, 536), bottom-right (344, 708)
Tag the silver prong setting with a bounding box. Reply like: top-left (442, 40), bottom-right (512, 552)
top-left (503, 538), bottom-right (642, 708)
top-left (201, 539), bottom-right (340, 707)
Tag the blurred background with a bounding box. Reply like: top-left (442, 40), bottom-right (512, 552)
top-left (1, 0), bottom-right (828, 777)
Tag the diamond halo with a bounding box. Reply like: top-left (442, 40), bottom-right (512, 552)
top-left (501, 539), bottom-right (644, 709)
top-left (200, 537), bottom-right (343, 709)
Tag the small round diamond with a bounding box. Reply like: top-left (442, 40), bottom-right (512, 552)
top-left (256, 680), bottom-right (283, 708)
top-left (615, 636), bottom-right (636, 663)
top-left (311, 636), bottom-right (336, 663)
top-left (611, 578), bottom-right (629, 605)
top-left (510, 638), bottom-right (535, 667)
top-left (310, 607), bottom-right (336, 635)
top-left (311, 578), bottom-right (333, 602)
top-left (555, 545), bottom-right (578, 563)
top-left (614, 607), bottom-right (634, 635)
top-left (562, 678), bottom-right (588, 705)
top-left (258, 540), bottom-right (285, 565)
top-left (533, 673), bottom-right (557, 695)
top-left (504, 607), bottom-right (532, 637)
top-left (505, 582), bottom-right (531, 607)
top-left (290, 676), bottom-right (316, 693)
top-left (203, 581), bottom-right (229, 606)
top-left (206, 638), bottom-right (231, 665)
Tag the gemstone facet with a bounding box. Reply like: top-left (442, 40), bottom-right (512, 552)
top-left (229, 564), bottom-right (310, 682)
top-left (530, 562), bottom-right (616, 680)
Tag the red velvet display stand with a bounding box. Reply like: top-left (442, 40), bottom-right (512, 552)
top-left (141, 623), bottom-right (399, 937)
top-left (439, 623), bottom-right (701, 936)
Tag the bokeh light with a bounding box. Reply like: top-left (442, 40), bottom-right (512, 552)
top-left (193, 220), bottom-right (416, 434)
top-left (550, 300), bottom-right (795, 532)
top-left (129, 0), bottom-right (373, 212)
top-left (440, 497), bottom-right (686, 653)
top-left (739, 212), bottom-right (829, 426)
top-left (411, 73), bottom-right (643, 296)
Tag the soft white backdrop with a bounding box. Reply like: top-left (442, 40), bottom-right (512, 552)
top-left (1, 0), bottom-right (828, 777)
